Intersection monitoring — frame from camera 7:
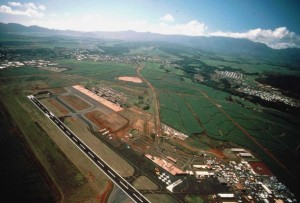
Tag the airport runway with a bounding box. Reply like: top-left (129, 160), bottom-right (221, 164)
top-left (27, 95), bottom-right (150, 203)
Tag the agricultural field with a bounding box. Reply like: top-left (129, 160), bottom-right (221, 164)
top-left (58, 59), bottom-right (138, 82)
top-left (1, 33), bottom-right (299, 201)
top-left (141, 60), bottom-right (300, 193)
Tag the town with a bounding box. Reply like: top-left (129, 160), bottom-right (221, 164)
top-left (71, 49), bottom-right (171, 65)
top-left (238, 85), bottom-right (300, 107)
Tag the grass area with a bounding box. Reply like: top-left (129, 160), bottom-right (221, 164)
top-left (145, 194), bottom-right (178, 203)
top-left (0, 67), bottom-right (80, 88)
top-left (0, 101), bottom-right (58, 202)
top-left (59, 94), bottom-right (91, 111)
top-left (57, 59), bottom-right (137, 81)
top-left (0, 92), bottom-right (86, 195)
top-left (133, 176), bottom-right (158, 190)
top-left (0, 66), bottom-right (50, 76)
top-left (184, 195), bottom-right (204, 203)
top-left (40, 98), bottom-right (70, 117)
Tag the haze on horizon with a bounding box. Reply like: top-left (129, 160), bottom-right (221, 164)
top-left (0, 0), bottom-right (300, 49)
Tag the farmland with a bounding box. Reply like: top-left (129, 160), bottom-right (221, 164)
top-left (1, 34), bottom-right (299, 201)
top-left (140, 58), bottom-right (300, 194)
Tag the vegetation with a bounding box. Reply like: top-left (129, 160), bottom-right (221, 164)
top-left (1, 33), bottom-right (300, 199)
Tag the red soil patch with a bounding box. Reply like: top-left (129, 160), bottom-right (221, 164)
top-left (48, 99), bottom-right (69, 115)
top-left (60, 95), bottom-right (91, 111)
top-left (118, 76), bottom-right (143, 83)
top-left (133, 119), bottom-right (144, 132)
top-left (248, 161), bottom-right (273, 176)
top-left (84, 110), bottom-right (128, 132)
top-left (99, 180), bottom-right (113, 203)
top-left (209, 149), bottom-right (227, 159)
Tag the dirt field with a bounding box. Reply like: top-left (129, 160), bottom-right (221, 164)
top-left (60, 94), bottom-right (91, 111)
top-left (118, 76), bottom-right (143, 83)
top-left (133, 119), bottom-right (145, 132)
top-left (73, 85), bottom-right (123, 112)
top-left (40, 98), bottom-right (69, 117)
top-left (84, 109), bottom-right (128, 132)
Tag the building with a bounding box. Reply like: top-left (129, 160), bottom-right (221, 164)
top-left (239, 152), bottom-right (253, 158)
top-left (218, 193), bottom-right (235, 198)
top-left (231, 148), bottom-right (245, 152)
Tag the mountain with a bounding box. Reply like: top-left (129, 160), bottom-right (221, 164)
top-left (1, 22), bottom-right (300, 63)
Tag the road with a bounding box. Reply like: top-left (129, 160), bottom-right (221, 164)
top-left (27, 95), bottom-right (150, 203)
top-left (136, 64), bottom-right (162, 136)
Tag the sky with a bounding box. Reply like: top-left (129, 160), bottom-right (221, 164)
top-left (0, 0), bottom-right (300, 49)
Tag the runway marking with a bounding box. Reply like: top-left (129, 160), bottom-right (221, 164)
top-left (88, 151), bottom-right (94, 158)
top-left (66, 131), bottom-right (71, 135)
top-left (79, 143), bottom-right (86, 149)
top-left (120, 181), bottom-right (129, 189)
top-left (108, 170), bottom-right (116, 177)
top-left (72, 136), bottom-right (78, 142)
top-left (97, 160), bottom-right (104, 167)
top-left (54, 120), bottom-right (59, 124)
top-left (133, 193), bottom-right (143, 202)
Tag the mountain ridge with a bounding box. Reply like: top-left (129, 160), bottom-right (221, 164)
top-left (1, 22), bottom-right (300, 63)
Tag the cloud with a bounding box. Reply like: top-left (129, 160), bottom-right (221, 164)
top-left (160, 14), bottom-right (175, 22)
top-left (8, 2), bottom-right (22, 7)
top-left (210, 27), bottom-right (300, 49)
top-left (38, 5), bottom-right (46, 11)
top-left (32, 13), bottom-right (208, 36)
top-left (154, 20), bottom-right (207, 36)
top-left (1, 2), bottom-right (45, 17)
top-left (21, 11), bottom-right (298, 49)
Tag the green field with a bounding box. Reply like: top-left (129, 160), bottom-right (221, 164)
top-left (1, 34), bottom-right (300, 198)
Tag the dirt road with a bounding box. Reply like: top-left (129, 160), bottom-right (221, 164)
top-left (136, 64), bottom-right (162, 137)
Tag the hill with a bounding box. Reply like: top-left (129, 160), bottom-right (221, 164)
top-left (1, 22), bottom-right (300, 63)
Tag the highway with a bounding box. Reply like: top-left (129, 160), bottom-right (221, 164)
top-left (27, 95), bottom-right (150, 203)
